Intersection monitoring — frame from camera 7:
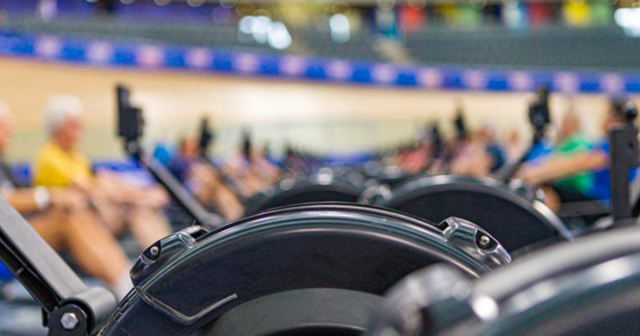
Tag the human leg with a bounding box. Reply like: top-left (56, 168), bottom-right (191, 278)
top-left (128, 206), bottom-right (173, 250)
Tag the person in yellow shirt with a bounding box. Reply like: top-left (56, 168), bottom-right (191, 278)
top-left (34, 142), bottom-right (92, 187)
top-left (0, 100), bottom-right (132, 300)
top-left (34, 95), bottom-right (172, 250)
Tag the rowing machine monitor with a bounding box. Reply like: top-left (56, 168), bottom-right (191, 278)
top-left (116, 85), bottom-right (143, 148)
top-left (198, 117), bottom-right (213, 158)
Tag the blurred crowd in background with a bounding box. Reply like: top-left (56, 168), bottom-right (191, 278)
top-left (0, 0), bottom-right (634, 33)
top-left (1, 0), bottom-right (640, 67)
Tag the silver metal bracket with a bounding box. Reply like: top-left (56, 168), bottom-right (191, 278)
top-left (441, 217), bottom-right (512, 268)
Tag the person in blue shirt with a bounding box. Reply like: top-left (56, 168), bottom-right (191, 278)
top-left (518, 98), bottom-right (636, 205)
top-left (168, 136), bottom-right (198, 185)
top-left (450, 121), bottom-right (507, 177)
top-left (167, 136), bottom-right (244, 221)
top-left (478, 123), bottom-right (507, 173)
top-left (153, 141), bottom-right (173, 167)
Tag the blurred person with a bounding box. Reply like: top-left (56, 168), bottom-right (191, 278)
top-left (169, 136), bottom-right (244, 221)
top-left (283, 145), bottom-right (307, 173)
top-left (451, 103), bottom-right (470, 153)
top-left (0, 100), bottom-right (131, 299)
top-left (450, 136), bottom-right (495, 177)
top-left (515, 109), bottom-right (595, 212)
top-left (424, 123), bottom-right (448, 174)
top-left (152, 133), bottom-right (174, 167)
top-left (33, 95), bottom-right (172, 249)
top-left (445, 107), bottom-right (477, 172)
top-left (518, 98), bottom-right (635, 204)
top-left (168, 135), bottom-right (199, 185)
top-left (225, 131), bottom-right (280, 197)
top-left (251, 146), bottom-right (281, 185)
top-left (262, 142), bottom-right (279, 167)
top-left (550, 110), bottom-right (595, 197)
top-left (395, 145), bottom-right (427, 174)
top-left (477, 122), bottom-right (506, 173)
top-left (396, 123), bottom-right (442, 174)
top-left (450, 121), bottom-right (505, 177)
top-left (506, 129), bottom-right (524, 161)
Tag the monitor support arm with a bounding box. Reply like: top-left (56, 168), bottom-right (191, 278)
top-left (610, 102), bottom-right (640, 226)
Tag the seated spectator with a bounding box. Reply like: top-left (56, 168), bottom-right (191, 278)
top-left (0, 100), bottom-right (131, 299)
top-left (33, 95), bottom-right (172, 250)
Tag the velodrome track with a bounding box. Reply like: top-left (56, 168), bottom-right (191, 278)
top-left (0, 56), bottom-right (617, 161)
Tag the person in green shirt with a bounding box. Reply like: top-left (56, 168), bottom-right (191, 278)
top-left (518, 109), bottom-right (599, 213)
top-left (552, 111), bottom-right (594, 196)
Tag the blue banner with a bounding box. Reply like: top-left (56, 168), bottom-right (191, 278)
top-left (0, 31), bottom-right (638, 94)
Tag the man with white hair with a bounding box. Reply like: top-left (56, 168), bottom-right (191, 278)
top-left (34, 94), bottom-right (172, 250)
top-left (0, 99), bottom-right (132, 299)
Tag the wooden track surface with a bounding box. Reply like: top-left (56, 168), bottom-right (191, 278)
top-left (0, 56), bottom-right (621, 161)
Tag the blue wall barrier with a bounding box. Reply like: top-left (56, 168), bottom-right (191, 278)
top-left (1, 30), bottom-right (639, 94)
